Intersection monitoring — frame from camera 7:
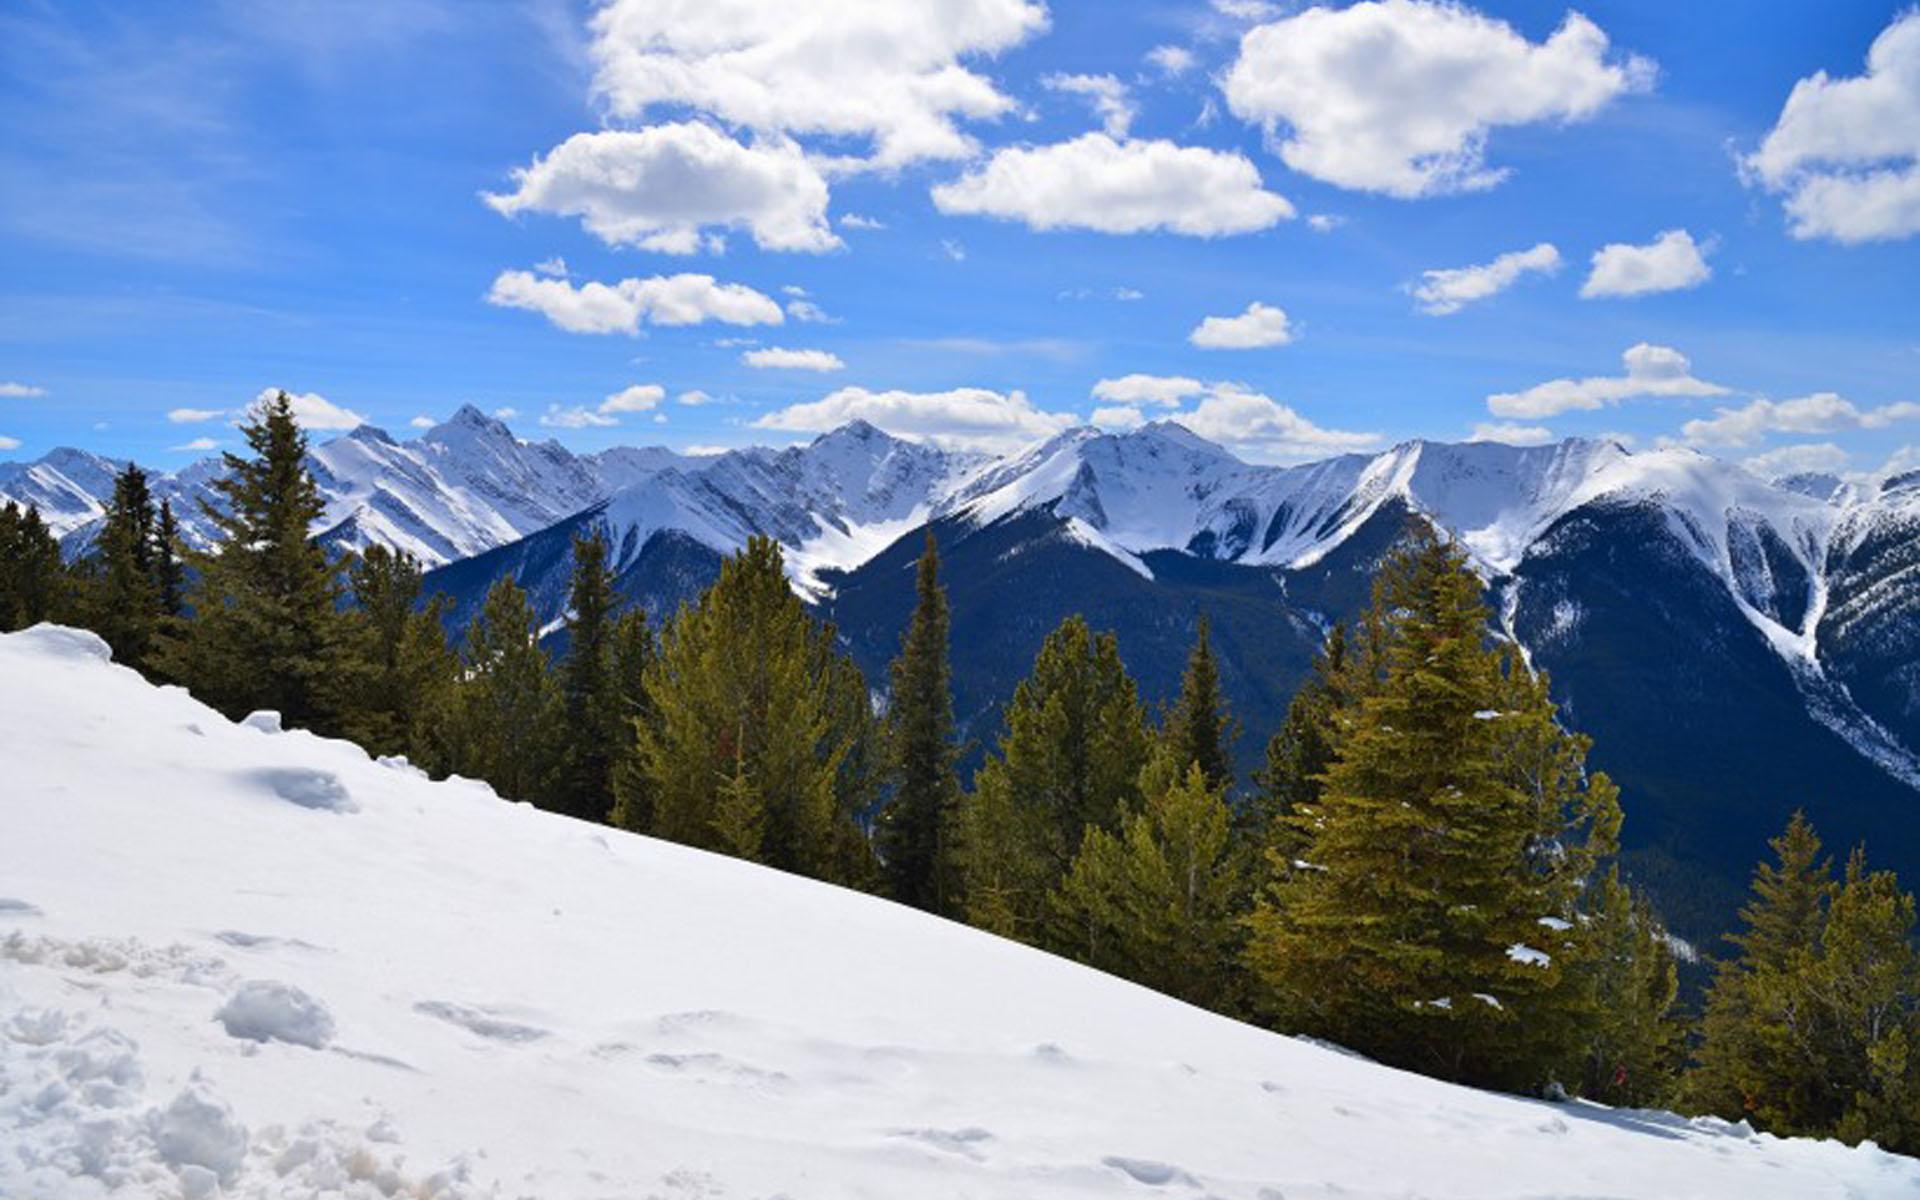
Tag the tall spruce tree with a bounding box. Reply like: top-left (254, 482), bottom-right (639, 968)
top-left (1254, 622), bottom-right (1357, 847)
top-left (0, 502), bottom-right (66, 630)
top-left (153, 499), bottom-right (185, 619)
top-left (155, 392), bottom-right (345, 730)
top-left (962, 614), bottom-right (1151, 940)
top-left (606, 607), bottom-right (657, 833)
top-left (621, 536), bottom-right (868, 884)
top-left (89, 464), bottom-right (162, 670)
top-left (1244, 533), bottom-right (1622, 1091)
top-left (1162, 615), bottom-right (1236, 793)
top-left (339, 545), bottom-right (456, 759)
top-left (436, 575), bottom-right (561, 803)
top-left (877, 533), bottom-right (961, 912)
top-left (1566, 868), bottom-right (1685, 1106)
top-left (553, 531), bottom-right (621, 823)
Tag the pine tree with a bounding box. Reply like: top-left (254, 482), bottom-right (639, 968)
top-left (876, 533), bottom-right (962, 912)
top-left (818, 630), bottom-right (884, 890)
top-left (153, 499), bottom-right (185, 619)
top-left (0, 502), bottom-right (66, 630)
top-left (1162, 614), bottom-right (1236, 793)
top-left (962, 614), bottom-right (1151, 940)
top-left (1566, 868), bottom-right (1685, 1106)
top-left (1049, 754), bottom-right (1245, 1010)
top-left (553, 531), bottom-right (621, 823)
top-left (624, 536), bottom-right (866, 883)
top-left (1244, 533), bottom-right (1621, 1091)
top-left (155, 392), bottom-right (346, 730)
top-left (1815, 850), bottom-right (1919, 1153)
top-left (1254, 622), bottom-right (1357, 847)
top-left (88, 464), bottom-right (162, 670)
top-left (606, 606), bottom-right (657, 833)
top-left (436, 575), bottom-right (561, 803)
top-left (338, 545), bottom-right (455, 759)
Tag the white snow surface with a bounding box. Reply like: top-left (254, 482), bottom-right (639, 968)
top-left (2, 625), bottom-right (1915, 1199)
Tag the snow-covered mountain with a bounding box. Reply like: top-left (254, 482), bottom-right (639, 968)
top-left (4, 622), bottom-right (1913, 1199)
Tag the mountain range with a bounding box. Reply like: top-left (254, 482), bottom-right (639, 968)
top-left (6, 409), bottom-right (1918, 937)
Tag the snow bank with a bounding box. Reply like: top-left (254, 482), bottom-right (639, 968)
top-left (2, 624), bottom-right (1915, 1199)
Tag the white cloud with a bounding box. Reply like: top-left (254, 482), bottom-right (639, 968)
top-left (1741, 442), bottom-right (1851, 479)
top-left (1681, 392), bottom-right (1920, 448)
top-left (251, 388), bottom-right (367, 431)
top-left (600, 384), bottom-right (667, 414)
top-left (0, 435), bottom-right (20, 451)
top-left (1173, 383), bottom-right (1378, 462)
top-left (1115, 287), bottom-right (1144, 301)
top-left (533, 257), bottom-right (568, 278)
top-left (485, 124), bottom-right (838, 255)
top-left (1488, 343), bottom-right (1731, 419)
top-left (1580, 229), bottom-right (1712, 298)
top-left (1412, 242), bottom-right (1561, 315)
top-left (1044, 73), bottom-right (1136, 137)
top-left (742, 347), bottom-right (846, 371)
top-left (0, 382), bottom-right (45, 398)
top-left (840, 213), bottom-right (886, 230)
top-left (493, 407), bottom-right (519, 420)
top-left (753, 385), bottom-right (1077, 452)
top-left (1146, 45), bottom-right (1196, 76)
top-left (587, 0), bottom-right (1049, 169)
top-left (677, 390), bottom-right (717, 406)
top-left (1223, 0), bottom-right (1652, 197)
top-left (940, 238), bottom-right (967, 262)
top-left (409, 416), bottom-right (436, 429)
top-left (1091, 374), bottom-right (1206, 407)
top-left (1470, 421), bottom-right (1555, 446)
top-left (166, 407), bottom-right (224, 424)
top-left (169, 437), bottom-right (219, 452)
top-left (1189, 301), bottom-right (1294, 349)
top-left (1091, 405), bottom-right (1147, 429)
top-left (486, 270), bottom-right (785, 335)
top-left (1305, 213), bottom-right (1345, 233)
top-left (540, 404), bottom-right (619, 429)
top-left (1744, 12), bottom-right (1920, 243)
top-left (786, 298), bottom-right (834, 323)
top-left (931, 133), bottom-right (1293, 236)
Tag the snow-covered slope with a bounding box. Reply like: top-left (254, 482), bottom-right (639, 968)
top-left (2, 624), bottom-right (1913, 1199)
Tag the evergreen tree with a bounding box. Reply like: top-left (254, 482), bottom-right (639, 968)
top-left (1049, 754), bottom-right (1245, 1011)
top-left (338, 545), bottom-right (456, 759)
top-left (818, 630), bottom-right (884, 890)
top-left (1244, 533), bottom-right (1622, 1091)
top-left (1566, 868), bottom-right (1685, 1107)
top-left (1254, 622), bottom-right (1355, 847)
top-left (155, 392), bottom-right (345, 730)
top-left (876, 533), bottom-right (962, 912)
top-left (606, 606), bottom-right (657, 833)
top-left (553, 531), bottom-right (621, 823)
top-left (1162, 614), bottom-right (1236, 793)
top-left (622, 536), bottom-right (867, 883)
top-left (962, 614), bottom-right (1151, 940)
top-left (436, 575), bottom-right (561, 803)
top-left (0, 502), bottom-right (65, 630)
top-left (153, 499), bottom-right (185, 619)
top-left (88, 464), bottom-right (162, 669)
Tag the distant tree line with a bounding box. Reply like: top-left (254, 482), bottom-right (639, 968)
top-left (2, 392), bottom-right (1913, 1149)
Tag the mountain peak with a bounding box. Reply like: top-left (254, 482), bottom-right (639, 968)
top-left (422, 404), bottom-right (514, 447)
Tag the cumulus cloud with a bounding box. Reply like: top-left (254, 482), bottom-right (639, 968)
top-left (840, 213), bottom-right (886, 230)
top-left (1305, 214), bottom-right (1346, 233)
top-left (931, 133), bottom-right (1293, 236)
top-left (587, 0), bottom-right (1048, 169)
top-left (1044, 73), bottom-right (1136, 137)
top-left (540, 405), bottom-right (619, 429)
top-left (0, 382), bottom-right (46, 398)
top-left (166, 407), bottom-right (224, 424)
top-left (1580, 229), bottom-right (1712, 298)
top-left (1741, 442), bottom-right (1851, 479)
top-left (677, 389), bottom-right (717, 406)
top-left (533, 257), bottom-right (568, 278)
top-left (252, 388), bottom-right (367, 431)
top-left (742, 347), bottom-right (845, 371)
top-left (753, 385), bottom-right (1077, 452)
top-left (486, 270), bottom-right (785, 335)
top-left (1412, 242), bottom-right (1561, 315)
top-left (1487, 343), bottom-right (1730, 419)
top-left (485, 124), bottom-right (838, 254)
top-left (1146, 45), bottom-right (1196, 76)
top-left (169, 437), bottom-right (219, 452)
top-left (600, 384), bottom-right (667, 414)
top-left (1189, 301), bottom-right (1294, 349)
top-left (1090, 405), bottom-right (1148, 429)
top-left (1173, 383), bottom-right (1378, 462)
top-left (1744, 12), bottom-right (1920, 243)
top-left (409, 416), bottom-right (436, 429)
top-left (1680, 392), bottom-right (1920, 448)
top-left (1223, 0), bottom-right (1652, 197)
top-left (1091, 374), bottom-right (1207, 407)
top-left (1470, 421), bottom-right (1556, 446)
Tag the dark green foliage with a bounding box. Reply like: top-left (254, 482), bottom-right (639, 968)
top-left (606, 607), bottom-right (657, 833)
top-left (0, 501), bottom-right (65, 630)
top-left (876, 533), bottom-right (962, 913)
top-left (434, 575), bottom-right (562, 803)
top-left (553, 531), bottom-right (622, 823)
top-left (87, 464), bottom-right (162, 670)
top-left (338, 545), bottom-right (456, 759)
top-left (1162, 615), bottom-right (1236, 793)
top-left (1564, 869), bottom-right (1686, 1107)
top-left (1688, 814), bottom-right (1919, 1153)
top-left (154, 393), bottom-right (346, 731)
top-left (1252, 621), bottom-right (1361, 854)
top-left (1049, 754), bottom-right (1246, 1011)
top-left (1244, 534), bottom-right (1623, 1092)
top-left (153, 500), bottom-right (185, 619)
top-left (962, 614), bottom-right (1151, 940)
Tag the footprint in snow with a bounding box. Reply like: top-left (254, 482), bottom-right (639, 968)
top-left (887, 1126), bottom-right (994, 1161)
top-left (244, 767), bottom-right (355, 814)
top-left (412, 1000), bottom-right (549, 1044)
top-left (1102, 1156), bottom-right (1200, 1188)
top-left (0, 898), bottom-right (42, 917)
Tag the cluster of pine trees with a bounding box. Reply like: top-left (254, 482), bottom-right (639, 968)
top-left (2, 393), bottom-right (1913, 1151)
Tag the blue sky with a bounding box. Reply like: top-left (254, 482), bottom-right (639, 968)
top-left (1, 0), bottom-right (1916, 479)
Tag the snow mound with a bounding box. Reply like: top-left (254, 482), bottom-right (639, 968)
top-left (10, 622), bottom-right (111, 662)
top-left (216, 981), bottom-right (336, 1049)
top-left (1, 624), bottom-right (1915, 1199)
top-left (249, 767), bottom-right (355, 813)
